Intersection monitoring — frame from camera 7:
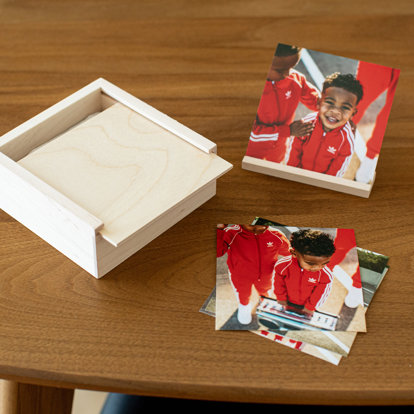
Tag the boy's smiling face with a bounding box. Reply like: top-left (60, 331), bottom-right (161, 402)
top-left (319, 86), bottom-right (358, 131)
top-left (267, 53), bottom-right (301, 82)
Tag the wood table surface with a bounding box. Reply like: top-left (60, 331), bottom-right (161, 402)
top-left (0, 1), bottom-right (413, 411)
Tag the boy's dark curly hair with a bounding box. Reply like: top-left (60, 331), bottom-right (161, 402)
top-left (323, 72), bottom-right (364, 104)
top-left (275, 43), bottom-right (302, 57)
top-left (290, 229), bottom-right (336, 257)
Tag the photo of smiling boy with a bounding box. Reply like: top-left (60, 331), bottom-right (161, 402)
top-left (273, 229), bottom-right (336, 315)
top-left (286, 72), bottom-right (363, 177)
top-left (245, 43), bottom-right (320, 163)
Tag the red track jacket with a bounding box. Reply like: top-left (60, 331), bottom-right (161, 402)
top-left (217, 225), bottom-right (291, 277)
top-left (273, 255), bottom-right (333, 311)
top-left (245, 70), bottom-right (319, 163)
top-left (286, 112), bottom-right (355, 177)
top-left (217, 225), bottom-right (291, 304)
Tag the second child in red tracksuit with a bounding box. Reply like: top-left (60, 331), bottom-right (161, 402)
top-left (217, 225), bottom-right (291, 308)
top-left (272, 228), bottom-right (336, 315)
top-left (287, 72), bottom-right (364, 177)
top-left (273, 255), bottom-right (333, 313)
top-left (245, 44), bottom-right (320, 163)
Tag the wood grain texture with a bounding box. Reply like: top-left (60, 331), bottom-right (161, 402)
top-left (95, 181), bottom-right (217, 277)
top-left (0, 0), bottom-right (413, 407)
top-left (0, 87), bottom-right (103, 162)
top-left (242, 155), bottom-right (373, 197)
top-left (0, 152), bottom-right (103, 276)
top-left (18, 102), bottom-right (231, 246)
top-left (0, 381), bottom-right (73, 414)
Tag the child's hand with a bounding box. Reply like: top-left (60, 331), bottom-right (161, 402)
top-left (290, 120), bottom-right (315, 137)
top-left (217, 224), bottom-right (227, 229)
top-left (277, 300), bottom-right (288, 308)
top-left (303, 307), bottom-right (314, 316)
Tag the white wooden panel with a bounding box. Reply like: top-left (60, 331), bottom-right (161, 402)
top-left (95, 181), bottom-right (217, 278)
top-left (98, 78), bottom-right (217, 154)
top-left (242, 155), bottom-right (373, 198)
top-left (18, 103), bottom-right (232, 247)
top-left (0, 153), bottom-right (101, 275)
top-left (0, 85), bottom-right (103, 161)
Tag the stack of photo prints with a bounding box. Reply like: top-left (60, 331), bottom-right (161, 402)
top-left (200, 218), bottom-right (389, 365)
top-left (200, 43), bottom-right (398, 365)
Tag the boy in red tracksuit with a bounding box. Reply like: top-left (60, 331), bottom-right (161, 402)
top-left (217, 224), bottom-right (291, 325)
top-left (273, 229), bottom-right (336, 315)
top-left (287, 72), bottom-right (364, 177)
top-left (245, 44), bottom-right (320, 163)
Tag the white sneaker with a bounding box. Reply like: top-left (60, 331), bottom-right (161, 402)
top-left (355, 155), bottom-right (378, 183)
top-left (237, 303), bottom-right (252, 325)
top-left (345, 285), bottom-right (363, 308)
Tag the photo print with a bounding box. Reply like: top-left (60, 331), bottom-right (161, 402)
top-left (202, 218), bottom-right (389, 364)
top-left (215, 223), bottom-right (366, 333)
top-left (242, 43), bottom-right (400, 197)
top-left (203, 244), bottom-right (388, 365)
top-left (249, 218), bottom-right (389, 359)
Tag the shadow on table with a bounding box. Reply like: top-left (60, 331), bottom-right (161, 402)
top-left (218, 309), bottom-right (260, 330)
top-left (100, 394), bottom-right (293, 413)
top-left (100, 394), bottom-right (411, 413)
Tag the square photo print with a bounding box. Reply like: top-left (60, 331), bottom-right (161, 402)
top-left (242, 43), bottom-right (400, 197)
top-left (216, 224), bottom-right (366, 333)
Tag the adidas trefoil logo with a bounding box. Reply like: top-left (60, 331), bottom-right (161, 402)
top-left (308, 277), bottom-right (317, 283)
top-left (285, 90), bottom-right (292, 99)
top-left (267, 242), bottom-right (274, 247)
top-left (327, 146), bottom-right (337, 154)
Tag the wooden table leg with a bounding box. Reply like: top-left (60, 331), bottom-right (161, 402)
top-left (1, 380), bottom-right (74, 414)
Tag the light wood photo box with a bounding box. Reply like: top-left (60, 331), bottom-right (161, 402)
top-left (0, 78), bottom-right (232, 278)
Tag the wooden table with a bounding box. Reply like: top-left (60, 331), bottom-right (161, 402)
top-left (0, 1), bottom-right (413, 412)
